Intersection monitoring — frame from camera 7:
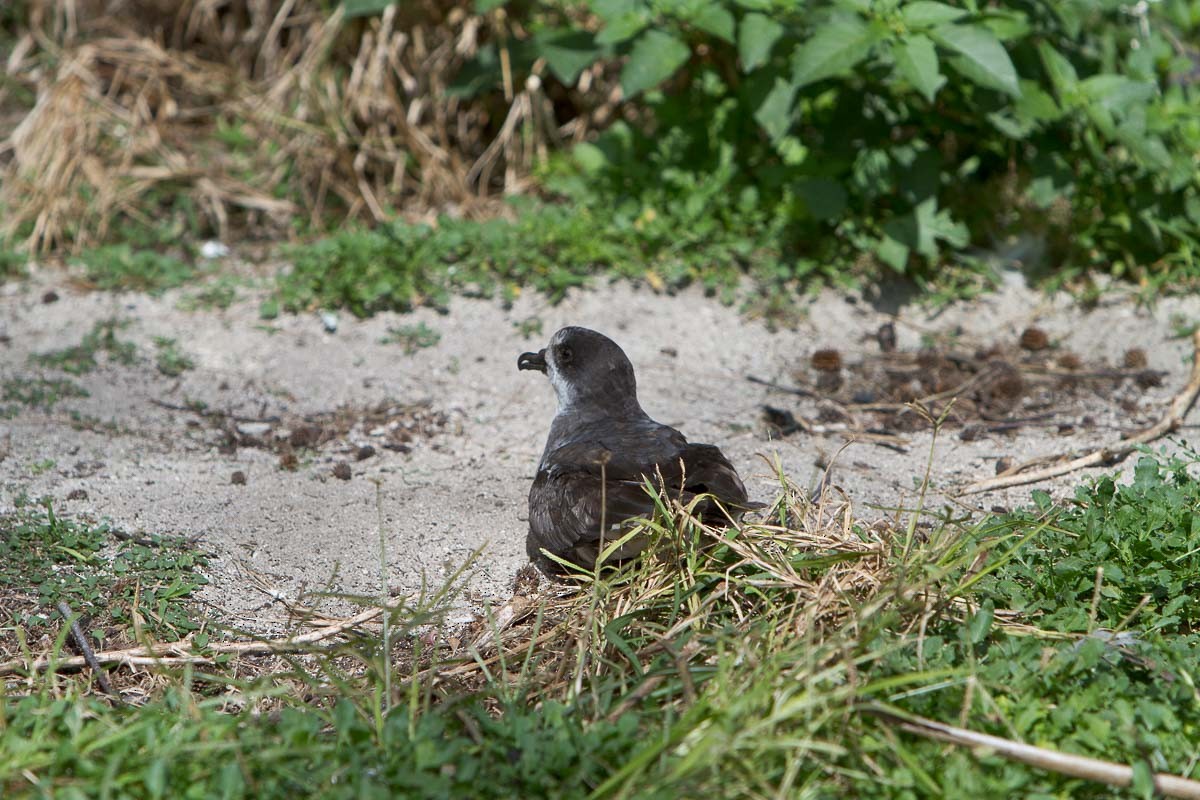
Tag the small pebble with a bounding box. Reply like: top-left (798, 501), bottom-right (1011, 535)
top-left (231, 470), bottom-right (247, 485)
top-left (995, 456), bottom-right (1015, 475)
top-left (200, 241), bottom-right (230, 259)
top-left (333, 462), bottom-right (352, 480)
top-left (876, 322), bottom-right (897, 353)
top-left (320, 311), bottom-right (338, 333)
top-left (42, 290), bottom-right (59, 304)
top-left (67, 488), bottom-right (88, 500)
top-left (810, 348), bottom-right (843, 372)
top-left (1019, 327), bottom-right (1049, 351)
top-left (356, 445), bottom-right (376, 461)
top-left (1123, 348), bottom-right (1148, 369)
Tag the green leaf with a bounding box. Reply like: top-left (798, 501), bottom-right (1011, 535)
top-left (342, 0), bottom-right (394, 17)
top-left (474, 0), bottom-right (506, 10)
top-left (931, 23), bottom-right (1020, 97)
top-left (754, 76), bottom-right (797, 142)
top-left (593, 0), bottom-right (640, 21)
top-left (1037, 41), bottom-right (1078, 96)
top-left (883, 198), bottom-right (967, 262)
top-left (791, 16), bottom-right (877, 89)
top-left (892, 34), bottom-right (943, 102)
top-left (1078, 75), bottom-right (1156, 114)
top-left (796, 178), bottom-right (847, 220)
top-left (596, 11), bottom-right (650, 45)
top-left (875, 236), bottom-right (910, 272)
top-left (535, 30), bottom-right (603, 86)
top-left (692, 3), bottom-right (736, 43)
top-left (901, 1), bottom-right (967, 28)
top-left (573, 142), bottom-right (609, 174)
top-left (621, 29), bottom-right (692, 97)
top-left (738, 12), bottom-right (784, 70)
top-left (967, 600), bottom-right (994, 644)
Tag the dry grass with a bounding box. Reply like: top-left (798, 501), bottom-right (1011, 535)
top-left (0, 0), bottom-right (611, 252)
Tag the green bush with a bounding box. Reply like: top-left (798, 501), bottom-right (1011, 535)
top-left (454, 0), bottom-right (1200, 290)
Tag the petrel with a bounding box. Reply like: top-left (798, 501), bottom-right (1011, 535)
top-left (518, 326), bottom-right (758, 573)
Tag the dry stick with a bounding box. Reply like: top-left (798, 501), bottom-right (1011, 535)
top-left (56, 602), bottom-right (118, 699)
top-left (961, 329), bottom-right (1200, 495)
top-left (1, 597), bottom-right (409, 677)
top-left (870, 707), bottom-right (1200, 799)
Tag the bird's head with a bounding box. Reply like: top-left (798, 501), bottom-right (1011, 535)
top-left (518, 326), bottom-right (641, 414)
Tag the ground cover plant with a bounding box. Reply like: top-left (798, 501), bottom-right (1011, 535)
top-left (4, 447), bottom-right (1200, 797)
top-left (1, 1), bottom-right (1198, 306)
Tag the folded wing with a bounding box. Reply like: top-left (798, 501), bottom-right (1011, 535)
top-left (527, 436), bottom-right (753, 570)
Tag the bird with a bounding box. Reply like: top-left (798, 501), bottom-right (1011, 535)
top-left (517, 326), bottom-right (760, 574)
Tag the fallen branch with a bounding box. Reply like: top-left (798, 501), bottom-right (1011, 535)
top-left (1, 596), bottom-right (409, 677)
top-left (868, 706), bottom-right (1200, 799)
top-left (57, 602), bottom-right (118, 699)
top-left (961, 330), bottom-right (1200, 495)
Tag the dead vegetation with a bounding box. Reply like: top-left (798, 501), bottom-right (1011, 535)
top-left (755, 322), bottom-right (1171, 449)
top-left (0, 0), bottom-right (613, 252)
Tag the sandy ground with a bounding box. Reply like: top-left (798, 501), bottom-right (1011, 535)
top-left (3, 266), bottom-right (1199, 630)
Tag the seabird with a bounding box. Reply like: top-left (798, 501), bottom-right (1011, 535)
top-left (518, 326), bottom-right (759, 573)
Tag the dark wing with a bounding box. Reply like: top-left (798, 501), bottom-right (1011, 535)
top-left (527, 434), bottom-right (755, 570)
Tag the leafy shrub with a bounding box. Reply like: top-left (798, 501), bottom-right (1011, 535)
top-left (454, 0), bottom-right (1200, 289)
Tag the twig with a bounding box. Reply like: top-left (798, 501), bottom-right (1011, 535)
top-left (868, 706), bottom-right (1200, 799)
top-left (747, 375), bottom-right (819, 399)
top-left (56, 602), bottom-right (119, 699)
top-left (961, 330), bottom-right (1200, 495)
top-left (149, 398), bottom-right (280, 424)
top-left (1, 596), bottom-right (410, 677)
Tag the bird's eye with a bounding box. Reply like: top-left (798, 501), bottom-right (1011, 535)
top-left (558, 345), bottom-right (573, 365)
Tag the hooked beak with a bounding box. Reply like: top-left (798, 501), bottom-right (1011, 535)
top-left (518, 349), bottom-right (547, 373)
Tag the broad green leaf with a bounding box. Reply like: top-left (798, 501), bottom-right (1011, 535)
top-left (920, 199), bottom-right (969, 249)
top-left (596, 11), bottom-right (650, 45)
top-left (883, 198), bottom-right (966, 263)
top-left (901, 1), bottom-right (967, 28)
top-left (792, 17), bottom-right (876, 89)
top-left (980, 9), bottom-right (1030, 40)
top-left (754, 76), bottom-right (797, 142)
top-left (1078, 75), bottom-right (1156, 114)
top-left (1013, 79), bottom-right (1061, 122)
top-left (796, 178), bottom-right (847, 220)
top-left (535, 30), bottom-right (603, 86)
top-left (892, 34), bottom-right (943, 102)
top-left (692, 3), bottom-right (736, 43)
top-left (986, 110), bottom-right (1032, 139)
top-left (932, 24), bottom-right (1019, 97)
top-left (572, 142), bottom-right (609, 174)
top-left (738, 12), bottom-right (784, 70)
top-left (1037, 41), bottom-right (1078, 95)
top-left (342, 0), bottom-right (394, 17)
top-left (1118, 128), bottom-right (1171, 170)
top-left (621, 29), bottom-right (691, 97)
top-left (592, 0), bottom-right (640, 22)
top-left (875, 235), bottom-right (910, 272)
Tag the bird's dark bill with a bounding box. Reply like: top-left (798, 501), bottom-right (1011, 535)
top-left (518, 349), bottom-right (547, 373)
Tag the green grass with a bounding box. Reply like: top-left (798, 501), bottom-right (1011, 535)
top-left (0, 245), bottom-right (25, 282)
top-left (1, 503), bottom-right (206, 638)
top-left (272, 194), bottom-right (805, 320)
top-left (75, 245), bottom-right (196, 294)
top-left (1, 376), bottom-right (88, 410)
top-left (4, 451), bottom-right (1200, 797)
top-left (29, 319), bottom-right (137, 375)
top-left (380, 322), bottom-right (440, 353)
top-left (153, 336), bottom-right (195, 377)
